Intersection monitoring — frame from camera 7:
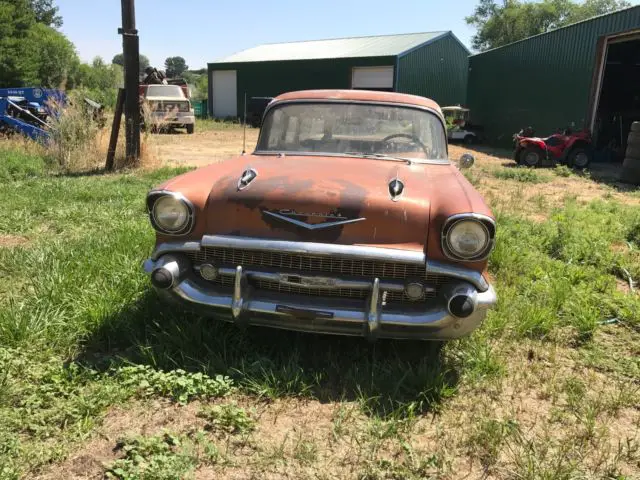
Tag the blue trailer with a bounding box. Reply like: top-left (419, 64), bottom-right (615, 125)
top-left (0, 88), bottom-right (65, 141)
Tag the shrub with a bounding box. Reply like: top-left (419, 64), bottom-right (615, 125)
top-left (198, 403), bottom-right (255, 434)
top-left (46, 93), bottom-right (102, 171)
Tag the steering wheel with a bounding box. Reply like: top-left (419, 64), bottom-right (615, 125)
top-left (380, 133), bottom-right (429, 156)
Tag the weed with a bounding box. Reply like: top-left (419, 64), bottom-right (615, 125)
top-left (463, 168), bottom-right (481, 186)
top-left (466, 418), bottom-right (519, 468)
top-left (293, 437), bottom-right (318, 464)
top-left (116, 365), bottom-right (233, 405)
top-left (359, 455), bottom-right (442, 480)
top-left (452, 336), bottom-right (506, 383)
top-left (106, 433), bottom-right (199, 480)
top-left (554, 164), bottom-right (573, 177)
top-left (198, 403), bottom-right (255, 434)
top-left (46, 94), bottom-right (102, 171)
top-left (332, 404), bottom-right (356, 440)
top-left (235, 357), bottom-right (318, 400)
top-left (492, 167), bottom-right (550, 183)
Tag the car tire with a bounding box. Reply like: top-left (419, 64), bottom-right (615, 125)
top-left (568, 148), bottom-right (592, 170)
top-left (519, 146), bottom-right (544, 167)
top-left (625, 145), bottom-right (640, 160)
top-left (464, 134), bottom-right (475, 145)
top-left (621, 156), bottom-right (640, 185)
top-left (187, 124), bottom-right (195, 135)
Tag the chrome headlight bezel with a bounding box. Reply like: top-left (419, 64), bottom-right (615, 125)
top-left (147, 190), bottom-right (195, 236)
top-left (441, 214), bottom-right (496, 261)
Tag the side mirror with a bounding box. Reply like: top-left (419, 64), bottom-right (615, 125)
top-left (458, 153), bottom-right (475, 170)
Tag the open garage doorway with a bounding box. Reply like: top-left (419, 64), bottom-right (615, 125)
top-left (591, 33), bottom-right (640, 163)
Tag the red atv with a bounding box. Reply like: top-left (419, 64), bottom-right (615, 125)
top-left (513, 127), bottom-right (593, 169)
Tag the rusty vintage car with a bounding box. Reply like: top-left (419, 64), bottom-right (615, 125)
top-left (143, 90), bottom-right (497, 340)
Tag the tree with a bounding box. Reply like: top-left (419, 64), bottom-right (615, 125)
top-left (0, 0), bottom-right (38, 87)
top-left (164, 56), bottom-right (188, 78)
top-left (112, 53), bottom-right (150, 75)
top-left (69, 57), bottom-right (124, 107)
top-left (28, 23), bottom-right (76, 87)
top-left (29, 0), bottom-right (61, 27)
top-left (466, 0), bottom-right (631, 51)
top-left (111, 53), bottom-right (124, 66)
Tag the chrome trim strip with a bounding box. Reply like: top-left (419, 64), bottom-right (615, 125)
top-left (262, 210), bottom-right (366, 230)
top-left (426, 259), bottom-right (489, 292)
top-left (200, 235), bottom-right (426, 265)
top-left (147, 190), bottom-right (196, 237)
top-left (367, 278), bottom-right (381, 337)
top-left (151, 241), bottom-right (201, 261)
top-left (213, 266), bottom-right (413, 293)
top-left (232, 266), bottom-right (244, 320)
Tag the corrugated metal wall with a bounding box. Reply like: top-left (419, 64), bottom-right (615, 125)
top-left (468, 6), bottom-right (640, 146)
top-left (396, 33), bottom-right (469, 106)
top-left (208, 56), bottom-right (396, 116)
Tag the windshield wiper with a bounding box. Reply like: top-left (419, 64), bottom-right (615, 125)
top-left (343, 152), bottom-right (413, 165)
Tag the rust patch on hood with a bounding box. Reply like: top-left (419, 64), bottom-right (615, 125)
top-left (203, 154), bottom-right (433, 246)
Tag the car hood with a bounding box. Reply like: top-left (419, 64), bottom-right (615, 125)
top-left (158, 154), bottom-right (491, 254)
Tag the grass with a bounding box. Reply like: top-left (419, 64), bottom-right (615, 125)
top-left (195, 118), bottom-right (256, 133)
top-left (492, 166), bottom-right (551, 183)
top-left (0, 145), bottom-right (639, 479)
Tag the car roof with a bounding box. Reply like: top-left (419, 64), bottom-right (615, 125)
top-left (273, 90), bottom-right (442, 114)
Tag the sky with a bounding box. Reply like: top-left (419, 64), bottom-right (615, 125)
top-left (57, 0), bottom-right (482, 70)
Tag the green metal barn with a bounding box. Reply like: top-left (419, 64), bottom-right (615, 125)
top-left (207, 31), bottom-right (469, 118)
top-left (468, 6), bottom-right (640, 150)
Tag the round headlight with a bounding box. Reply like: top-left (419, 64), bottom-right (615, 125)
top-left (446, 220), bottom-right (490, 259)
top-left (152, 195), bottom-right (190, 233)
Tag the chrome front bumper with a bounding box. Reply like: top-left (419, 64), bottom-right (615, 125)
top-left (150, 112), bottom-right (195, 125)
top-left (143, 236), bottom-right (497, 340)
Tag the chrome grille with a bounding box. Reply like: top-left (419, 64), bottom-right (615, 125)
top-left (254, 280), bottom-right (421, 306)
top-left (187, 246), bottom-right (448, 305)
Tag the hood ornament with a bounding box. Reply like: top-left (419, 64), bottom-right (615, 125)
top-left (389, 177), bottom-right (404, 201)
top-left (237, 168), bottom-right (257, 191)
top-left (262, 209), bottom-right (366, 230)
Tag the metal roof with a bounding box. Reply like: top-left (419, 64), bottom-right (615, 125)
top-left (213, 31), bottom-right (449, 63)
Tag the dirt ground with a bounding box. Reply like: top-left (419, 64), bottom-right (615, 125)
top-left (152, 126), bottom-right (260, 167)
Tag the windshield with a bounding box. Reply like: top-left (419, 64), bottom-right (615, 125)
top-left (257, 103), bottom-right (447, 160)
top-left (145, 85), bottom-right (186, 99)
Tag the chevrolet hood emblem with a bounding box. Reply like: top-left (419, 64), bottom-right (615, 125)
top-left (262, 209), bottom-right (366, 230)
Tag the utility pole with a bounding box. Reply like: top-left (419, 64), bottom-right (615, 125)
top-left (119, 0), bottom-right (140, 162)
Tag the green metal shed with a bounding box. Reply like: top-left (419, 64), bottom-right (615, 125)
top-left (468, 6), bottom-right (640, 148)
top-left (207, 31), bottom-right (469, 118)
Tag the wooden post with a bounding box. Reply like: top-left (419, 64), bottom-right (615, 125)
top-left (119, 0), bottom-right (141, 162)
top-left (105, 88), bottom-right (125, 171)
